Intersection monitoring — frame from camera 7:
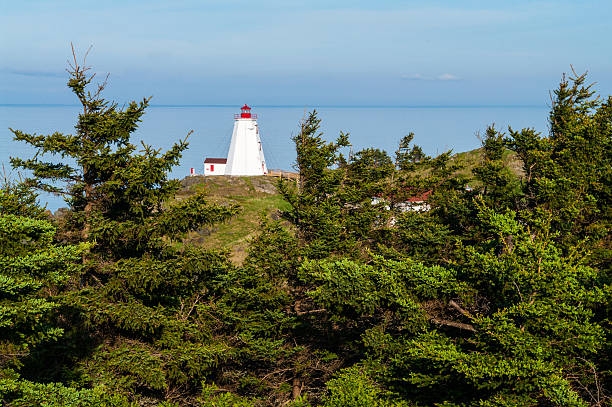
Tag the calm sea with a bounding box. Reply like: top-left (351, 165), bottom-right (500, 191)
top-left (1, 105), bottom-right (549, 210)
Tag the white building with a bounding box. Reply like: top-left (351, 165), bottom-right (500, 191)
top-left (371, 190), bottom-right (432, 213)
top-left (204, 158), bottom-right (227, 176)
top-left (224, 105), bottom-right (268, 176)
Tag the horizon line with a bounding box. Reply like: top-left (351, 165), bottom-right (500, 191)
top-left (0, 103), bottom-right (548, 109)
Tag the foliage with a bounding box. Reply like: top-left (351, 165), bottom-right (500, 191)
top-left (322, 366), bottom-right (408, 407)
top-left (279, 111), bottom-right (352, 258)
top-left (472, 126), bottom-right (522, 210)
top-left (8, 51), bottom-right (238, 404)
top-left (0, 183), bottom-right (99, 406)
top-left (506, 70), bottom-right (611, 255)
top-left (4, 62), bottom-right (610, 406)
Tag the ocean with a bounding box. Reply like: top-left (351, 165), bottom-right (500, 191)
top-left (1, 105), bottom-right (550, 211)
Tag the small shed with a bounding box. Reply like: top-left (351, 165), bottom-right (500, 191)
top-left (204, 158), bottom-right (227, 176)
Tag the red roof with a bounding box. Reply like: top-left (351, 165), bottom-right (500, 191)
top-left (241, 104), bottom-right (250, 110)
top-left (405, 190), bottom-right (432, 202)
top-left (204, 158), bottom-right (227, 164)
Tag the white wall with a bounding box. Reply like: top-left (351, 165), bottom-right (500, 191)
top-left (225, 118), bottom-right (267, 176)
top-left (204, 163), bottom-right (226, 176)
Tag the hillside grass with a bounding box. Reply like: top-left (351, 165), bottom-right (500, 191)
top-left (176, 175), bottom-right (292, 263)
top-left (452, 147), bottom-right (523, 185)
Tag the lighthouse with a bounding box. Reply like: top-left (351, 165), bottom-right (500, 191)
top-left (224, 105), bottom-right (268, 176)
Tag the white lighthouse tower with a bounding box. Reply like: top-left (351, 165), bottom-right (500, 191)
top-left (224, 105), bottom-right (268, 176)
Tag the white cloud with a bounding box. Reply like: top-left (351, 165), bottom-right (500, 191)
top-left (437, 73), bottom-right (460, 81)
top-left (401, 73), bottom-right (426, 80)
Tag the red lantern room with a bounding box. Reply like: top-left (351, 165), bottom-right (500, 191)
top-left (234, 104), bottom-right (257, 120)
top-left (240, 104), bottom-right (251, 118)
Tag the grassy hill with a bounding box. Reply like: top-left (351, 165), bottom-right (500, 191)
top-left (451, 147), bottom-right (523, 183)
top-left (177, 148), bottom-right (524, 263)
top-left (176, 175), bottom-right (291, 263)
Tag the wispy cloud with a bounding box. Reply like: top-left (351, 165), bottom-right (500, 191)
top-left (436, 73), bottom-right (459, 81)
top-left (401, 73), bottom-right (426, 80)
top-left (401, 73), bottom-right (461, 81)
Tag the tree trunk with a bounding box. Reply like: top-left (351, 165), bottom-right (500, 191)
top-left (292, 377), bottom-right (302, 400)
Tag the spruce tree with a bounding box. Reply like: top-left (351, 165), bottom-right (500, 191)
top-left (279, 111), bottom-right (351, 258)
top-left (0, 183), bottom-right (130, 406)
top-left (472, 125), bottom-right (522, 210)
top-left (283, 73), bottom-right (611, 406)
top-left (506, 70), bottom-right (612, 255)
top-left (9, 50), bottom-right (238, 403)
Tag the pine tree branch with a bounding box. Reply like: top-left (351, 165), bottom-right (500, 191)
top-left (430, 317), bottom-right (476, 332)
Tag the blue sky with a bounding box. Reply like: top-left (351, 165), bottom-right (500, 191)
top-left (1, 0), bottom-right (611, 106)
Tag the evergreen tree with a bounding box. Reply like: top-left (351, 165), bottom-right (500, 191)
top-left (279, 111), bottom-right (353, 258)
top-left (506, 70), bottom-right (611, 255)
top-left (9, 50), bottom-right (238, 403)
top-left (472, 125), bottom-right (522, 210)
top-left (382, 134), bottom-right (469, 264)
top-left (395, 132), bottom-right (427, 172)
top-left (298, 203), bottom-right (608, 406)
top-left (0, 183), bottom-right (129, 406)
top-left (279, 73), bottom-right (611, 405)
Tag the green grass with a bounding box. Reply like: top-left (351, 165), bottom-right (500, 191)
top-left (177, 175), bottom-right (292, 263)
top-left (200, 193), bottom-right (290, 249)
top-left (451, 148), bottom-right (524, 185)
